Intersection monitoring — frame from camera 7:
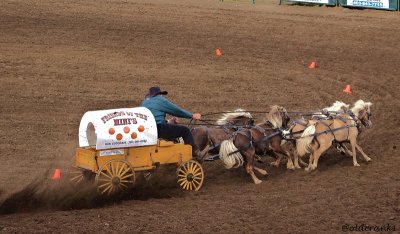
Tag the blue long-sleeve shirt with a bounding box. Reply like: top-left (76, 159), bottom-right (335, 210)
top-left (141, 96), bottom-right (193, 124)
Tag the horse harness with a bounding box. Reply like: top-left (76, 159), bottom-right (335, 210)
top-left (312, 112), bottom-right (361, 143)
top-left (228, 121), bottom-right (282, 156)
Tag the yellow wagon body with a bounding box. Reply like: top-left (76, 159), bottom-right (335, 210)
top-left (74, 140), bottom-right (192, 172)
top-left (70, 107), bottom-right (204, 195)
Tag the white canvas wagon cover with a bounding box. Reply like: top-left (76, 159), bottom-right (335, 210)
top-left (79, 107), bottom-right (157, 150)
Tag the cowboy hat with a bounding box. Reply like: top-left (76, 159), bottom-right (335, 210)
top-left (146, 86), bottom-right (168, 98)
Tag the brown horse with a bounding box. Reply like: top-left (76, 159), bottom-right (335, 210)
top-left (296, 100), bottom-right (372, 171)
top-left (191, 109), bottom-right (254, 155)
top-left (286, 101), bottom-right (350, 169)
top-left (219, 105), bottom-right (293, 184)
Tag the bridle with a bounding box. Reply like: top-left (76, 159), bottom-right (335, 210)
top-left (356, 108), bottom-right (372, 128)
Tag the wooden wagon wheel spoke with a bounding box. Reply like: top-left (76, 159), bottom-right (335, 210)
top-left (178, 167), bottom-right (188, 174)
top-left (193, 177), bottom-right (202, 184)
top-left (115, 161), bottom-right (121, 175)
top-left (116, 162), bottom-right (125, 176)
top-left (99, 171), bottom-right (112, 179)
top-left (70, 174), bottom-right (84, 183)
top-left (177, 160), bottom-right (204, 191)
top-left (119, 167), bottom-right (132, 178)
top-left (109, 161), bottom-right (116, 176)
top-left (68, 167), bottom-right (95, 187)
top-left (97, 178), bottom-right (113, 182)
top-left (180, 180), bottom-right (189, 188)
top-left (120, 179), bottom-right (134, 183)
top-left (192, 182), bottom-right (200, 191)
top-left (96, 159), bottom-right (135, 196)
top-left (98, 182), bottom-right (112, 188)
top-left (177, 172), bottom-right (188, 178)
top-left (188, 162), bottom-right (195, 173)
top-left (184, 181), bottom-right (190, 190)
top-left (192, 179), bottom-right (202, 186)
top-left (101, 184), bottom-right (113, 195)
top-left (106, 185), bottom-right (115, 196)
top-left (193, 167), bottom-right (201, 175)
top-left (105, 164), bottom-right (113, 177)
top-left (120, 172), bottom-right (135, 180)
top-left (177, 177), bottom-right (187, 183)
top-left (193, 172), bottom-right (203, 178)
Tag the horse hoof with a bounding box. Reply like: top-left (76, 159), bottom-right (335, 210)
top-left (354, 163), bottom-right (360, 167)
top-left (366, 158), bottom-right (372, 162)
top-left (254, 180), bottom-right (262, 185)
top-left (260, 171), bottom-right (268, 176)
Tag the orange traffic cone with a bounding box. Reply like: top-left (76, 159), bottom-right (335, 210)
top-left (308, 61), bottom-right (316, 69)
top-left (215, 48), bottom-right (222, 57)
top-left (343, 85), bottom-right (352, 94)
top-left (52, 168), bottom-right (61, 179)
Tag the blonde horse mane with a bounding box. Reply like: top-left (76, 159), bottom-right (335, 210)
top-left (323, 101), bottom-right (350, 112)
top-left (216, 109), bottom-right (253, 125)
top-left (351, 100), bottom-right (372, 117)
top-left (312, 101), bottom-right (350, 118)
top-left (266, 105), bottom-right (285, 128)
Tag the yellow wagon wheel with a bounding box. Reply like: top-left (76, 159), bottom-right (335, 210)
top-left (68, 166), bottom-right (95, 186)
top-left (177, 160), bottom-right (204, 191)
top-left (95, 159), bottom-right (135, 196)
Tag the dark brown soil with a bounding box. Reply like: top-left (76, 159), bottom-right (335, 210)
top-left (0, 0), bottom-right (399, 233)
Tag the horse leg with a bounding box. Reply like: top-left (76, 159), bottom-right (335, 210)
top-left (285, 150), bottom-right (295, 170)
top-left (270, 154), bottom-right (282, 167)
top-left (293, 149), bottom-right (301, 169)
top-left (299, 157), bottom-right (308, 167)
top-left (340, 143), bottom-right (353, 157)
top-left (310, 141), bottom-right (332, 170)
top-left (292, 141), bottom-right (308, 168)
top-left (349, 138), bottom-right (360, 167)
top-left (243, 150), bottom-right (262, 184)
top-left (305, 152), bottom-right (314, 171)
top-left (254, 166), bottom-right (268, 176)
top-left (356, 144), bottom-right (371, 162)
top-left (274, 149), bottom-right (295, 170)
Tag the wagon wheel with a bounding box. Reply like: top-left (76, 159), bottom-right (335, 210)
top-left (177, 160), bottom-right (204, 191)
top-left (95, 159), bottom-right (135, 196)
top-left (68, 166), bottom-right (95, 186)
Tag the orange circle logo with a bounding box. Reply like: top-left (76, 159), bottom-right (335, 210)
top-left (109, 128), bottom-right (115, 135)
top-left (116, 133), bottom-right (123, 141)
top-left (138, 125), bottom-right (145, 132)
top-left (123, 126), bottom-right (130, 134)
top-left (131, 132), bottom-right (137, 139)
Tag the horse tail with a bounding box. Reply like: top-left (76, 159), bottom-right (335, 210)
top-left (296, 124), bottom-right (316, 157)
top-left (219, 139), bottom-right (244, 169)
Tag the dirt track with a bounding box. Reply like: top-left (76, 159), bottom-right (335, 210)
top-left (0, 0), bottom-right (399, 233)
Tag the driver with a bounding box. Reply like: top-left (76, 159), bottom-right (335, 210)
top-left (141, 86), bottom-right (207, 160)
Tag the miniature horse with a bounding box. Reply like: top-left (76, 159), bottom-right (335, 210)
top-left (191, 109), bottom-right (254, 155)
top-left (219, 105), bottom-right (293, 184)
top-left (287, 101), bottom-right (351, 169)
top-left (296, 100), bottom-right (372, 171)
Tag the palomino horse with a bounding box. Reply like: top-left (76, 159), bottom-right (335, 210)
top-left (219, 105), bottom-right (293, 184)
top-left (191, 109), bottom-right (254, 155)
top-left (286, 101), bottom-right (350, 169)
top-left (296, 100), bottom-right (372, 171)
